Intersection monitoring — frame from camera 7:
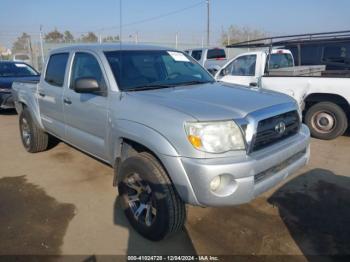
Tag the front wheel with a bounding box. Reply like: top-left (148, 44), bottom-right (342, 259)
top-left (117, 152), bottom-right (186, 241)
top-left (305, 102), bottom-right (348, 140)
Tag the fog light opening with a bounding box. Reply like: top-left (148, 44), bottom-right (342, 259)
top-left (209, 174), bottom-right (237, 197)
top-left (210, 176), bottom-right (221, 192)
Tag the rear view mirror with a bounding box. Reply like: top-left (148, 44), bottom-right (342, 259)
top-left (74, 78), bottom-right (100, 93)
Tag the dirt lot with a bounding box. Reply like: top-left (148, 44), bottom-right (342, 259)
top-left (0, 110), bottom-right (349, 259)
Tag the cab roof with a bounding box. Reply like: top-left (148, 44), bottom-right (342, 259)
top-left (50, 44), bottom-right (176, 54)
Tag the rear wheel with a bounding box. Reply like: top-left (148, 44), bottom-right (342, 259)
top-left (117, 152), bottom-right (186, 241)
top-left (19, 108), bottom-right (49, 153)
top-left (305, 102), bottom-right (348, 140)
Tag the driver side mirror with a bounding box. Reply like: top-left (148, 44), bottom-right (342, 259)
top-left (74, 78), bottom-right (101, 93)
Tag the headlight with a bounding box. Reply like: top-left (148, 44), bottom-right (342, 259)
top-left (185, 121), bottom-right (245, 153)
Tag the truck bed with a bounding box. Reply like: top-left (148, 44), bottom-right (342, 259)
top-left (269, 65), bottom-right (326, 77)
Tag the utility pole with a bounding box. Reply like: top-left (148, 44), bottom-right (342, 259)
top-left (39, 25), bottom-right (45, 67)
top-left (135, 31), bottom-right (138, 44)
top-left (227, 34), bottom-right (230, 58)
top-left (206, 0), bottom-right (210, 47)
top-left (175, 32), bottom-right (178, 49)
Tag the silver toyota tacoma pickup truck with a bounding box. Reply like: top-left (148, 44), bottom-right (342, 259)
top-left (12, 44), bottom-right (310, 241)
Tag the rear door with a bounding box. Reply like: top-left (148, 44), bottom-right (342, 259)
top-left (218, 54), bottom-right (259, 87)
top-left (38, 53), bottom-right (69, 138)
top-left (63, 51), bottom-right (109, 160)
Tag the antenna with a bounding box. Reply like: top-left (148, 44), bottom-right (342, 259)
top-left (206, 0), bottom-right (210, 47)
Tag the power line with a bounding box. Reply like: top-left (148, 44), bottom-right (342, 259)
top-left (0, 1), bottom-right (206, 36)
top-left (96, 0), bottom-right (205, 32)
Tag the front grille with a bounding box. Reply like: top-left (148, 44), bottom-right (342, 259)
top-left (251, 110), bottom-right (300, 152)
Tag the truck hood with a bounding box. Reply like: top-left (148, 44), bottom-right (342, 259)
top-left (128, 82), bottom-right (295, 121)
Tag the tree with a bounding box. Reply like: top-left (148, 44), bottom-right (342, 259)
top-left (63, 30), bottom-right (74, 43)
top-left (12, 33), bottom-right (31, 53)
top-left (80, 32), bottom-right (98, 43)
top-left (221, 25), bottom-right (268, 46)
top-left (44, 29), bottom-right (64, 43)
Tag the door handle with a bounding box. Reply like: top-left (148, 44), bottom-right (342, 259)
top-left (63, 98), bottom-right (72, 105)
top-left (38, 91), bottom-right (46, 97)
top-left (249, 82), bottom-right (258, 87)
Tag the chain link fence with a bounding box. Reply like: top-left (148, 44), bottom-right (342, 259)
top-left (7, 36), bottom-right (250, 71)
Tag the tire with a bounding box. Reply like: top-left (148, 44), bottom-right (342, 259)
top-left (305, 102), bottom-right (348, 140)
top-left (19, 108), bottom-right (49, 153)
top-left (117, 152), bottom-right (186, 241)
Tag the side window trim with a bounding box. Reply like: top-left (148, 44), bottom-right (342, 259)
top-left (44, 52), bottom-right (70, 87)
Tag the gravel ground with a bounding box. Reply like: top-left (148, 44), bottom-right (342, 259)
top-left (0, 110), bottom-right (349, 259)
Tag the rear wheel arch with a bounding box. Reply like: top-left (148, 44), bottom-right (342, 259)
top-left (15, 101), bottom-right (26, 114)
top-left (17, 100), bottom-right (45, 130)
top-left (304, 93), bottom-right (350, 113)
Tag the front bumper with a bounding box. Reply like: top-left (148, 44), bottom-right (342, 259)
top-left (0, 93), bottom-right (15, 109)
top-left (164, 124), bottom-right (310, 207)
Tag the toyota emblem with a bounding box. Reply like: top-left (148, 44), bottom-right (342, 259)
top-left (275, 121), bottom-right (286, 134)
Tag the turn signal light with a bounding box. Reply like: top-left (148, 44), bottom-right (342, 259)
top-left (188, 135), bottom-right (202, 149)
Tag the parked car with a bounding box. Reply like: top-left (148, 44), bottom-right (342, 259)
top-left (0, 61), bottom-right (39, 109)
top-left (185, 47), bottom-right (227, 75)
top-left (12, 44), bottom-right (310, 241)
top-left (13, 53), bottom-right (32, 65)
top-left (216, 48), bottom-right (350, 140)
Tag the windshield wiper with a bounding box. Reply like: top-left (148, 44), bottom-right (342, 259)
top-left (175, 80), bottom-right (215, 86)
top-left (125, 83), bottom-right (176, 92)
top-left (124, 80), bottom-right (214, 91)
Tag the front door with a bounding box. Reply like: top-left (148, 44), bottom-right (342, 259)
top-left (63, 51), bottom-right (109, 160)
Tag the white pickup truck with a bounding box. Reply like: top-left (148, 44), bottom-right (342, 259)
top-left (216, 49), bottom-right (350, 140)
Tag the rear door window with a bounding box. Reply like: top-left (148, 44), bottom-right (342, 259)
top-left (207, 49), bottom-right (226, 59)
top-left (45, 53), bottom-right (69, 87)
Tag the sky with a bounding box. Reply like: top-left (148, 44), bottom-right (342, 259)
top-left (0, 0), bottom-right (350, 48)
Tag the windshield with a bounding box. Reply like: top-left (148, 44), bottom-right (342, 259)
top-left (104, 50), bottom-right (214, 91)
top-left (268, 53), bottom-right (294, 69)
top-left (0, 63), bottom-right (39, 77)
